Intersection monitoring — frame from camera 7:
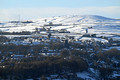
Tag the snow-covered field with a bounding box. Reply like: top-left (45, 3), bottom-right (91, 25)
top-left (0, 26), bottom-right (37, 32)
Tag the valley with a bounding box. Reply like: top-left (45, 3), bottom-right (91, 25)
top-left (0, 15), bottom-right (120, 80)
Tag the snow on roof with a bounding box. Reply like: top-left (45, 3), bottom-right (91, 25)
top-left (40, 31), bottom-right (47, 34)
top-left (14, 55), bottom-right (24, 57)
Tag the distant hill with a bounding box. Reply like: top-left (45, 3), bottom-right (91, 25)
top-left (34, 15), bottom-right (120, 24)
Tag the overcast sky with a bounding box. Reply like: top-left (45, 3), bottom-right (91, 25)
top-left (0, 0), bottom-right (120, 21)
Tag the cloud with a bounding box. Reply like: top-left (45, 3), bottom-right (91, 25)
top-left (0, 6), bottom-right (120, 21)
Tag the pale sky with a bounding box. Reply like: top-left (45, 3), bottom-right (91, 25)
top-left (0, 0), bottom-right (120, 21)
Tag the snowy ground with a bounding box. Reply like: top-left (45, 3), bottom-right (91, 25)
top-left (76, 72), bottom-right (96, 80)
top-left (79, 37), bottom-right (109, 43)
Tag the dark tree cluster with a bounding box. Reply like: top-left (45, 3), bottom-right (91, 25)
top-left (0, 44), bottom-right (45, 55)
top-left (0, 56), bottom-right (88, 79)
top-left (70, 43), bottom-right (85, 49)
top-left (50, 42), bottom-right (64, 50)
top-left (96, 48), bottom-right (120, 61)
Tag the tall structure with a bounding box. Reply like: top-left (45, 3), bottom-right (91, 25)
top-left (86, 28), bottom-right (88, 33)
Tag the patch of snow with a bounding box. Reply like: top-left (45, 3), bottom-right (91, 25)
top-left (76, 72), bottom-right (96, 80)
top-left (79, 37), bottom-right (108, 43)
top-left (105, 46), bottom-right (120, 51)
top-left (112, 71), bottom-right (120, 78)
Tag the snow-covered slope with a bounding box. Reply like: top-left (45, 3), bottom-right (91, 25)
top-left (60, 15), bottom-right (119, 23)
top-left (33, 15), bottom-right (120, 24)
top-left (0, 15), bottom-right (120, 33)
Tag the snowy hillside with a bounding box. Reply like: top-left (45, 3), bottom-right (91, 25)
top-left (34, 15), bottom-right (120, 24)
top-left (0, 15), bottom-right (120, 33)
